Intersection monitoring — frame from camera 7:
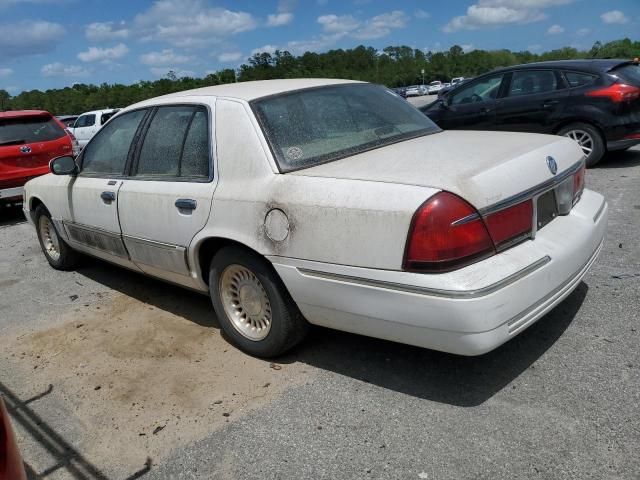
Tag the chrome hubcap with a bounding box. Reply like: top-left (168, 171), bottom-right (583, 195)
top-left (39, 216), bottom-right (61, 261)
top-left (220, 265), bottom-right (272, 341)
top-left (564, 129), bottom-right (594, 156)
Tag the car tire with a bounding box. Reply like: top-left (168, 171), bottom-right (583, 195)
top-left (209, 246), bottom-right (309, 358)
top-left (35, 205), bottom-right (80, 270)
top-left (557, 123), bottom-right (605, 168)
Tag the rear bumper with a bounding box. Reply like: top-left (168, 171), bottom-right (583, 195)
top-left (607, 138), bottom-right (640, 151)
top-left (270, 189), bottom-right (608, 355)
top-left (0, 186), bottom-right (23, 201)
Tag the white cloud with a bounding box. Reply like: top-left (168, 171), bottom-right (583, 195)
top-left (600, 10), bottom-right (628, 25)
top-left (140, 49), bottom-right (191, 66)
top-left (443, 0), bottom-right (574, 32)
top-left (0, 20), bottom-right (65, 58)
top-left (318, 14), bottom-right (360, 34)
top-left (415, 9), bottom-right (430, 20)
top-left (547, 24), bottom-right (564, 34)
top-left (150, 67), bottom-right (196, 77)
top-left (318, 10), bottom-right (408, 40)
top-left (0, 67), bottom-right (13, 78)
top-left (85, 21), bottom-right (129, 42)
top-left (41, 62), bottom-right (89, 78)
top-left (134, 0), bottom-right (257, 48)
top-left (527, 44), bottom-right (542, 52)
top-left (251, 44), bottom-right (278, 56)
top-left (461, 44), bottom-right (476, 52)
top-left (576, 28), bottom-right (590, 36)
top-left (218, 51), bottom-right (242, 62)
top-left (354, 11), bottom-right (409, 39)
top-left (78, 43), bottom-right (129, 62)
top-left (267, 12), bottom-right (293, 27)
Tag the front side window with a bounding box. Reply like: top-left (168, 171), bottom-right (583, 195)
top-left (450, 74), bottom-right (504, 105)
top-left (75, 114), bottom-right (96, 128)
top-left (135, 105), bottom-right (210, 178)
top-left (508, 70), bottom-right (557, 96)
top-left (81, 109), bottom-right (147, 175)
top-left (0, 115), bottom-right (65, 145)
top-left (252, 84), bottom-right (439, 172)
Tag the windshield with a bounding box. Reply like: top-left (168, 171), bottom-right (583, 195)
top-left (0, 115), bottom-right (65, 145)
top-left (252, 84), bottom-right (440, 172)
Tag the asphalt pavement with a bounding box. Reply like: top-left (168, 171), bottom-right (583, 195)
top-left (0, 146), bottom-right (639, 480)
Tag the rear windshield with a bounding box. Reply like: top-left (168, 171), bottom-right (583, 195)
top-left (0, 116), bottom-right (66, 145)
top-left (612, 64), bottom-right (640, 85)
top-left (252, 84), bottom-right (440, 172)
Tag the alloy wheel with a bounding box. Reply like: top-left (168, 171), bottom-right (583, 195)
top-left (39, 216), bottom-right (61, 262)
top-left (563, 129), bottom-right (594, 157)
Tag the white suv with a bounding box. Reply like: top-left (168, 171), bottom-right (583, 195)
top-left (70, 108), bottom-right (119, 148)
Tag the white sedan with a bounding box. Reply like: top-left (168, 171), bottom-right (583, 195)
top-left (23, 79), bottom-right (607, 357)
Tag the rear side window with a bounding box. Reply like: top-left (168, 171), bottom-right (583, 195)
top-left (508, 70), bottom-right (557, 96)
top-left (135, 105), bottom-right (209, 179)
top-left (612, 64), bottom-right (640, 85)
top-left (101, 111), bottom-right (117, 125)
top-left (75, 114), bottom-right (96, 128)
top-left (0, 116), bottom-right (65, 145)
top-left (564, 71), bottom-right (597, 88)
top-left (81, 109), bottom-right (147, 175)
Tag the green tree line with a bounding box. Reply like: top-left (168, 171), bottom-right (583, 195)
top-left (1, 38), bottom-right (638, 115)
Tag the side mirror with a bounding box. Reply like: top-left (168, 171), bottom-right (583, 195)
top-left (50, 156), bottom-right (78, 176)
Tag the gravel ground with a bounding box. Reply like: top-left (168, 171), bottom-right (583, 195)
top-left (0, 146), bottom-right (639, 480)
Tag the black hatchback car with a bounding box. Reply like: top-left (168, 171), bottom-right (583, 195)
top-left (421, 59), bottom-right (640, 166)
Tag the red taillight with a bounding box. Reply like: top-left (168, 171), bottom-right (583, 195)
top-left (484, 200), bottom-right (533, 249)
top-left (403, 192), bottom-right (495, 272)
top-left (623, 132), bottom-right (640, 140)
top-left (573, 163), bottom-right (585, 202)
top-left (404, 192), bottom-right (537, 273)
top-left (586, 83), bottom-right (640, 103)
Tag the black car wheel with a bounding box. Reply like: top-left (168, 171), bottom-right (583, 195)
top-left (558, 122), bottom-right (605, 167)
top-left (209, 245), bottom-right (309, 358)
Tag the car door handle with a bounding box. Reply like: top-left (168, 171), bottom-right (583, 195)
top-left (480, 107), bottom-right (492, 114)
top-left (175, 199), bottom-right (197, 211)
top-left (100, 191), bottom-right (116, 204)
top-left (543, 100), bottom-right (560, 108)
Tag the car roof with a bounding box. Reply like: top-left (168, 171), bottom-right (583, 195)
top-left (0, 110), bottom-right (51, 119)
top-left (78, 108), bottom-right (119, 116)
top-left (130, 78), bottom-right (363, 107)
top-left (495, 59), bottom-right (632, 74)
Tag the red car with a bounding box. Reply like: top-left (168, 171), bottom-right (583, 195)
top-left (0, 110), bottom-right (79, 204)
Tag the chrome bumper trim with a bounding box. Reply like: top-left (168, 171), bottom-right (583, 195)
top-left (0, 187), bottom-right (24, 199)
top-left (298, 255), bottom-right (551, 299)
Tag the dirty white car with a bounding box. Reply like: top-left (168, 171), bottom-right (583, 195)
top-left (23, 79), bottom-right (607, 357)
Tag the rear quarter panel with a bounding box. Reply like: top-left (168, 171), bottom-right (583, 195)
top-left (189, 98), bottom-right (439, 285)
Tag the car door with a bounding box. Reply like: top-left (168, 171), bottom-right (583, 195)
top-left (439, 73), bottom-right (506, 130)
top-left (117, 103), bottom-right (216, 286)
top-left (494, 69), bottom-right (569, 133)
top-left (72, 113), bottom-right (97, 147)
top-left (63, 108), bottom-right (149, 269)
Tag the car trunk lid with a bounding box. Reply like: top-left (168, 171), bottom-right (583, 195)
top-left (290, 130), bottom-right (584, 210)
